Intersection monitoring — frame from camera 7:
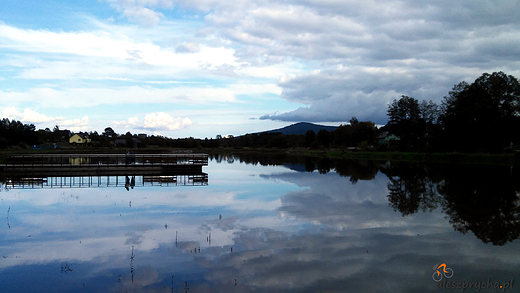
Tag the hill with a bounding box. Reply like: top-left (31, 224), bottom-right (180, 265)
top-left (262, 122), bottom-right (338, 135)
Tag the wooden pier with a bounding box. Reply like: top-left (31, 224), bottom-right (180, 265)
top-left (0, 153), bottom-right (208, 176)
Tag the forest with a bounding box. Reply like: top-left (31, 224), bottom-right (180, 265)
top-left (1, 71), bottom-right (519, 153)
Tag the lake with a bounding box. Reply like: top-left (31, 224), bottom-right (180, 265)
top-left (1, 154), bottom-right (519, 292)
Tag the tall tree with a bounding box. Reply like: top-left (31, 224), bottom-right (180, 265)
top-left (387, 95), bottom-right (425, 150)
top-left (103, 127), bottom-right (116, 138)
top-left (419, 100), bottom-right (439, 124)
top-left (441, 72), bottom-right (520, 151)
top-left (304, 130), bottom-right (316, 147)
top-left (351, 121), bottom-right (377, 147)
top-left (316, 129), bottom-right (332, 147)
top-left (125, 131), bottom-right (133, 148)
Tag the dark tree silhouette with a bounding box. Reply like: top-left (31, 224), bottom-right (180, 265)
top-left (316, 129), bottom-right (332, 147)
top-left (387, 95), bottom-right (433, 150)
top-left (0, 118), bottom-right (39, 146)
top-left (103, 127), bottom-right (116, 138)
top-left (441, 72), bottom-right (520, 151)
top-left (304, 130), bottom-right (316, 147)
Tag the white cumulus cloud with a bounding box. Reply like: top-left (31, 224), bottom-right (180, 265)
top-left (2, 107), bottom-right (61, 124)
top-left (175, 42), bottom-right (201, 53)
top-left (143, 112), bottom-right (192, 131)
top-left (114, 112), bottom-right (192, 132)
top-left (1, 107), bottom-right (89, 132)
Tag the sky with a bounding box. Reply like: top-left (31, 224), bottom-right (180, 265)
top-left (0, 0), bottom-right (519, 139)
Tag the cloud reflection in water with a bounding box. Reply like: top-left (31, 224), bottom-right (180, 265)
top-left (0, 158), bottom-right (519, 292)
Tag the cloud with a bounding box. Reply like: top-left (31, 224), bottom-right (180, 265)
top-left (143, 112), bottom-right (192, 130)
top-left (0, 86), bottom-right (239, 109)
top-left (1, 107), bottom-right (89, 131)
top-left (0, 22), bottom-right (239, 79)
top-left (114, 116), bottom-right (140, 128)
top-left (187, 0), bottom-right (520, 123)
top-left (98, 0), bottom-right (520, 124)
top-left (259, 64), bottom-right (485, 123)
top-left (114, 112), bottom-right (192, 131)
top-left (1, 107), bottom-right (61, 124)
top-left (122, 6), bottom-right (163, 26)
top-left (175, 42), bottom-right (200, 53)
top-left (0, 23), bottom-right (131, 58)
top-left (104, 0), bottom-right (172, 26)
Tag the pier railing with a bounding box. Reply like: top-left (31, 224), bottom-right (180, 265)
top-left (4, 153), bottom-right (208, 168)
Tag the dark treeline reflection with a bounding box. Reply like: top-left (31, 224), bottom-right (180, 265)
top-left (381, 163), bottom-right (444, 216)
top-left (210, 153), bottom-right (520, 246)
top-left (381, 162), bottom-right (520, 246)
top-left (440, 165), bottom-right (520, 246)
top-left (209, 153), bottom-right (379, 183)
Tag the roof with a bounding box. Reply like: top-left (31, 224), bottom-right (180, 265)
top-left (75, 132), bottom-right (89, 139)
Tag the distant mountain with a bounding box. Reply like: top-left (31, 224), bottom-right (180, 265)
top-left (262, 122), bottom-right (338, 135)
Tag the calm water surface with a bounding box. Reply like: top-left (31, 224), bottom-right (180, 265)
top-left (1, 154), bottom-right (519, 292)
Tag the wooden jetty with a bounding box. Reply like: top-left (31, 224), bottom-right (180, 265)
top-left (0, 153), bottom-right (208, 176)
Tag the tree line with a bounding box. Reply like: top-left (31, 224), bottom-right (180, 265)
top-left (0, 119), bottom-right (39, 149)
top-left (219, 71), bottom-right (520, 152)
top-left (385, 71), bottom-right (520, 152)
top-left (1, 71), bottom-right (518, 152)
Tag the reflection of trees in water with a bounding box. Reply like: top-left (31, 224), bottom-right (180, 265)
top-left (304, 157), bottom-right (315, 172)
top-left (210, 153), bottom-right (379, 182)
top-left (209, 153), bottom-right (289, 167)
top-left (334, 160), bottom-right (379, 183)
top-left (381, 164), bottom-right (442, 216)
top-left (383, 163), bottom-right (520, 245)
top-left (316, 158), bottom-right (331, 174)
top-left (438, 165), bottom-right (520, 246)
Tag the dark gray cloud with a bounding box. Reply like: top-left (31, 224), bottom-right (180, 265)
top-left (200, 0), bottom-right (520, 122)
top-left (260, 67), bottom-right (460, 123)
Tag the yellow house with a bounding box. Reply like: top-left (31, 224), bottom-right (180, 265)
top-left (69, 133), bottom-right (91, 145)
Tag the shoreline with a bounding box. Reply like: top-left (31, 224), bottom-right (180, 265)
top-left (1, 146), bottom-right (519, 165)
top-left (203, 147), bottom-right (520, 165)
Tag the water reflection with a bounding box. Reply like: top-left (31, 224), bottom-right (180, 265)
top-left (439, 165), bottom-right (520, 246)
top-left (1, 173), bottom-right (208, 189)
top-left (382, 164), bottom-right (442, 216)
top-left (212, 153), bottom-right (520, 246)
top-left (379, 162), bottom-right (520, 246)
top-left (0, 154), bottom-right (518, 292)
top-left (209, 153), bottom-right (379, 181)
